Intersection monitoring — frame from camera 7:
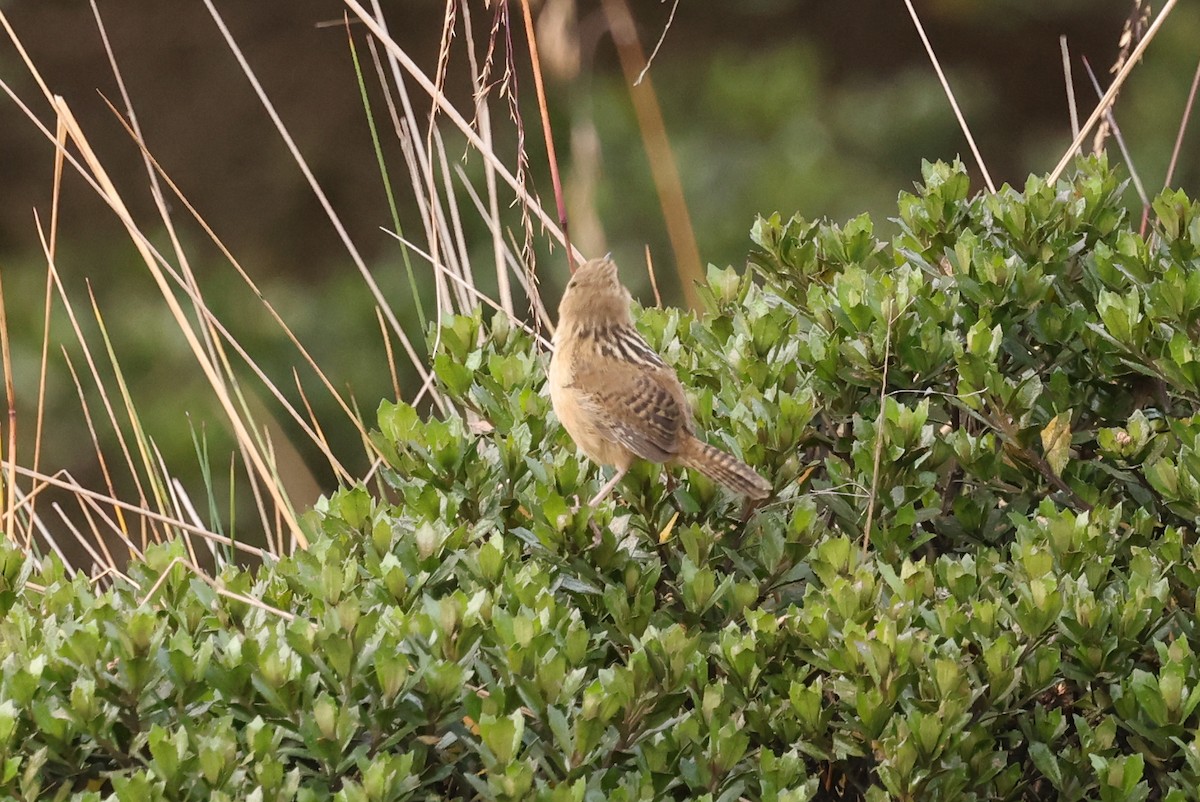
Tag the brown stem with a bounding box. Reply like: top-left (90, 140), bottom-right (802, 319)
top-left (519, 0), bottom-right (574, 272)
top-left (1164, 57), bottom-right (1200, 190)
top-left (600, 0), bottom-right (703, 310)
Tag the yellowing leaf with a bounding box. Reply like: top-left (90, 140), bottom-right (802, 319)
top-left (1040, 412), bottom-right (1073, 477)
top-left (659, 511), bottom-right (680, 544)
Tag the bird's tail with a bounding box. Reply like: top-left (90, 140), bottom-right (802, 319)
top-left (678, 437), bottom-right (772, 500)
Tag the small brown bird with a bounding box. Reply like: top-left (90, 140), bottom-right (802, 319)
top-left (549, 255), bottom-right (772, 507)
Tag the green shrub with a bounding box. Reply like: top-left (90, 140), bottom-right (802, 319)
top-left (5, 156), bottom-right (1200, 800)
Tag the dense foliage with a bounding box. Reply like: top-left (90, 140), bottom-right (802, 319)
top-left (4, 157), bottom-right (1200, 800)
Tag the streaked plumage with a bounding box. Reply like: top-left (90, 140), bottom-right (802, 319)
top-left (548, 255), bottom-right (772, 506)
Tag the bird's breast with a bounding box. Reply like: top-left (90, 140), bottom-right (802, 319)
top-left (548, 338), bottom-right (632, 469)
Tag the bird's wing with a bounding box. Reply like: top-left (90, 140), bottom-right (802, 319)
top-left (569, 365), bottom-right (686, 463)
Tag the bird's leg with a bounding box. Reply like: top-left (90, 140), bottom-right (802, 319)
top-left (562, 494), bottom-right (605, 544)
top-left (588, 466), bottom-right (627, 507)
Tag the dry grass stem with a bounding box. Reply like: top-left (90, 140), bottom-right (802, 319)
top-left (17, 489), bottom-right (73, 569)
top-left (151, 444), bottom-right (201, 567)
top-left (356, 30), bottom-right (429, 334)
top-left (1081, 58), bottom-right (1149, 207)
top-left (96, 98), bottom-right (376, 495)
top-left (51, 92), bottom-right (305, 547)
top-left (645, 246), bottom-right (663, 309)
top-left (92, 1), bottom-right (219, 367)
top-left (0, 11), bottom-right (51, 98)
top-left (902, 0), bottom-right (996, 193)
top-left (344, 0), bottom-right (583, 265)
top-left (601, 0), bottom-right (703, 309)
top-left (1164, 58), bottom-right (1200, 189)
top-left (86, 285), bottom-right (172, 532)
top-left (397, 130), bottom-right (453, 320)
top-left (460, 0), bottom-right (514, 316)
top-left (1060, 36), bottom-right (1081, 151)
top-left (60, 348), bottom-right (132, 542)
top-left (1049, 0), bottom-right (1178, 183)
top-left (139, 555), bottom-right (299, 624)
top-left (1095, 0), bottom-right (1153, 154)
top-left (78, 493), bottom-right (144, 565)
top-left (433, 131), bottom-right (475, 313)
top-left (202, 0), bottom-right (440, 423)
top-left (14, 464), bottom-right (272, 562)
top-left (38, 224), bottom-right (154, 523)
top-left (635, 0), bottom-right (681, 86)
top-left (170, 478), bottom-right (211, 547)
top-left (0, 261), bottom-right (17, 547)
top-left (30, 117), bottom-right (67, 531)
top-left (55, 501), bottom-right (123, 583)
top-left (423, 0), bottom-right (458, 293)
top-left (376, 307), bottom-right (402, 400)
top-left (293, 371), bottom-right (337, 470)
top-left (94, 107), bottom-right (373, 478)
top-left (502, 229), bottom-right (556, 332)
top-left (520, 0), bottom-right (574, 272)
top-left (363, 0), bottom-right (445, 322)
top-left (383, 231), bottom-right (553, 351)
top-left (451, 164), bottom-right (556, 334)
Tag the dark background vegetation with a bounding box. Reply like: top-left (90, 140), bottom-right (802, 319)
top-left (0, 0), bottom-right (1197, 544)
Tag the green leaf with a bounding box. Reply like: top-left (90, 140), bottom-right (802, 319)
top-left (1029, 742), bottom-right (1062, 789)
top-left (479, 710), bottom-right (524, 766)
top-left (1096, 288), bottom-right (1140, 343)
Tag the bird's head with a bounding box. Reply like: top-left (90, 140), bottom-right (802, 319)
top-left (558, 255), bottom-right (634, 329)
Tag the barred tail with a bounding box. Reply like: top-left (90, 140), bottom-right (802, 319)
top-left (678, 437), bottom-right (772, 500)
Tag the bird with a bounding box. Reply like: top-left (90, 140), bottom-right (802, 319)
top-left (548, 255), bottom-right (772, 507)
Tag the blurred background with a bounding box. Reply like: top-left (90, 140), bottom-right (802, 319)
top-left (0, 0), bottom-right (1196, 549)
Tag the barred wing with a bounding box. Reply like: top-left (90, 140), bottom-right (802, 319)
top-left (569, 365), bottom-right (686, 463)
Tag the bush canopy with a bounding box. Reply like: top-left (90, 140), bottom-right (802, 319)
top-left (4, 157), bottom-right (1200, 800)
